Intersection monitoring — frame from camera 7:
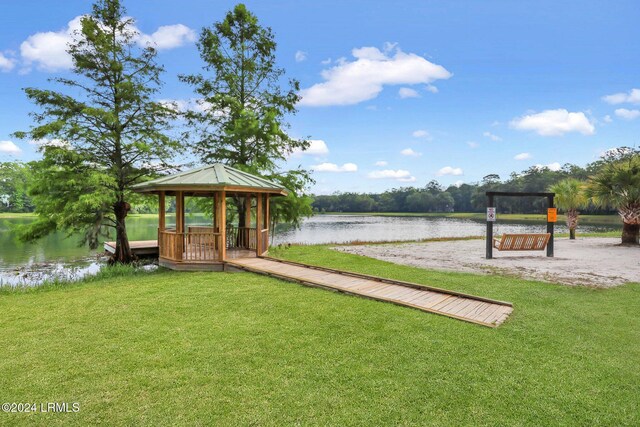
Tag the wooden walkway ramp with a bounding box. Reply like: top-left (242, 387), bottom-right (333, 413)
top-left (227, 257), bottom-right (513, 327)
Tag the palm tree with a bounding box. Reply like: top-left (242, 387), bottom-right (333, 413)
top-left (549, 178), bottom-right (588, 240)
top-left (587, 155), bottom-right (640, 245)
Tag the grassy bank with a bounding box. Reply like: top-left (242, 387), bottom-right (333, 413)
top-left (1, 247), bottom-right (638, 426)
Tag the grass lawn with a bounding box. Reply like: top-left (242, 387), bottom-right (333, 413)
top-left (1, 248), bottom-right (639, 425)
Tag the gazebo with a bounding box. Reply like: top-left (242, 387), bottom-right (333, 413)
top-left (132, 164), bottom-right (287, 270)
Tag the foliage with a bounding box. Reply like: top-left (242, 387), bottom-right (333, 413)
top-left (180, 3), bottom-right (312, 227)
top-left (1, 248), bottom-right (639, 425)
top-left (313, 159), bottom-right (621, 215)
top-left (13, 0), bottom-right (178, 261)
top-left (549, 178), bottom-right (588, 239)
top-left (587, 149), bottom-right (640, 244)
top-left (0, 162), bottom-right (33, 213)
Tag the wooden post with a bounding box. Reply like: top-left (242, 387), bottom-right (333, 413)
top-left (175, 191), bottom-right (184, 260)
top-left (486, 193), bottom-right (494, 259)
top-left (220, 191), bottom-right (226, 261)
top-left (256, 193), bottom-right (263, 256)
top-left (547, 195), bottom-right (554, 258)
top-left (158, 191), bottom-right (166, 231)
top-left (244, 194), bottom-right (252, 248)
top-left (213, 192), bottom-right (218, 230)
top-left (265, 195), bottom-right (270, 248)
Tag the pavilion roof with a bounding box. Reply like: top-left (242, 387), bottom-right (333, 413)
top-left (131, 164), bottom-right (288, 195)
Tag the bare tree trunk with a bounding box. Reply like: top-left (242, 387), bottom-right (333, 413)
top-left (110, 200), bottom-right (135, 264)
top-left (566, 209), bottom-right (579, 240)
top-left (621, 222), bottom-right (639, 245)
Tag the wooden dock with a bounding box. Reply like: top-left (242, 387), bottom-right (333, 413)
top-left (104, 240), bottom-right (159, 256)
top-left (227, 257), bottom-right (513, 327)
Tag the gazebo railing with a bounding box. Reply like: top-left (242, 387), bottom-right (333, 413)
top-left (226, 226), bottom-right (257, 250)
top-left (159, 229), bottom-right (222, 262)
top-left (259, 228), bottom-right (269, 255)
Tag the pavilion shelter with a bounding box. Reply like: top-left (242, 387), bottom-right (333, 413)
top-left (132, 164), bottom-right (287, 270)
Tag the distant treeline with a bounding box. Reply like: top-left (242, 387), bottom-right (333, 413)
top-left (0, 156), bottom-right (620, 215)
top-left (312, 160), bottom-right (617, 215)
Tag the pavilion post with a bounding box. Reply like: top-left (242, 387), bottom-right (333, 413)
top-left (547, 194), bottom-right (554, 257)
top-left (158, 191), bottom-right (165, 231)
top-left (244, 195), bottom-right (252, 248)
top-left (219, 191), bottom-right (226, 261)
top-left (175, 191), bottom-right (184, 260)
top-left (265, 195), bottom-right (270, 246)
top-left (256, 193), bottom-right (263, 256)
top-left (486, 193), bottom-right (494, 259)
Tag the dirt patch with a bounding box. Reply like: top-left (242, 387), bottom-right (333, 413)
top-left (334, 237), bottom-right (640, 287)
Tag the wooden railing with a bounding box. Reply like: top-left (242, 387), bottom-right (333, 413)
top-left (259, 228), bottom-right (269, 255)
top-left (226, 226), bottom-right (257, 250)
top-left (159, 230), bottom-right (222, 262)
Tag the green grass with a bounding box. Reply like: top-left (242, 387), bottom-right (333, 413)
top-left (0, 212), bottom-right (38, 219)
top-left (1, 248), bottom-right (639, 426)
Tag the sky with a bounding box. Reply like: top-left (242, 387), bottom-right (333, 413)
top-left (0, 0), bottom-right (638, 194)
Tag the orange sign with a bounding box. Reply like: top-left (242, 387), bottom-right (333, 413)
top-left (547, 208), bottom-right (557, 223)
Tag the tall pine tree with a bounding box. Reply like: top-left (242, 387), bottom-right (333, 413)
top-left (180, 3), bottom-right (312, 230)
top-left (14, 0), bottom-right (178, 263)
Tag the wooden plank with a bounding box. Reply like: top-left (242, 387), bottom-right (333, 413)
top-left (227, 258), bottom-right (512, 327)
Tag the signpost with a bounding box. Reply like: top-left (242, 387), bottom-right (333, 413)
top-left (547, 208), bottom-right (557, 223)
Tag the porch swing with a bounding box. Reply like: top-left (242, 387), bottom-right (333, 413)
top-left (485, 191), bottom-right (556, 259)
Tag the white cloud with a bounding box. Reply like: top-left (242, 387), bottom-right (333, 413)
top-left (483, 131), bottom-right (502, 141)
top-left (602, 88), bottom-right (640, 105)
top-left (367, 169), bottom-right (416, 182)
top-left (412, 129), bottom-right (430, 138)
top-left (453, 180), bottom-right (464, 187)
top-left (291, 139), bottom-right (329, 157)
top-left (312, 162), bottom-right (357, 172)
top-left (321, 58), bottom-right (331, 65)
top-left (374, 160), bottom-right (388, 167)
top-left (299, 44), bottom-right (452, 106)
top-left (0, 140), bottom-right (21, 154)
top-left (510, 109), bottom-right (595, 136)
top-left (0, 52), bottom-right (16, 72)
top-left (614, 108), bottom-right (640, 120)
top-left (20, 16), bottom-right (83, 71)
top-left (19, 16), bottom-right (195, 72)
top-left (295, 50), bottom-right (307, 62)
top-left (398, 87), bottom-right (420, 98)
top-left (534, 162), bottom-right (562, 171)
top-left (514, 152), bottom-right (531, 160)
top-left (436, 166), bottom-right (463, 176)
top-left (136, 24), bottom-right (196, 50)
top-left (28, 138), bottom-right (69, 148)
top-left (400, 148), bottom-right (422, 157)
top-left (603, 115), bottom-right (613, 123)
top-left (425, 84), bottom-right (438, 93)
top-left (467, 141), bottom-right (479, 148)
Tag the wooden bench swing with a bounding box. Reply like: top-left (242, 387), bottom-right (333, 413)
top-left (485, 191), bottom-right (556, 259)
top-left (493, 233), bottom-right (551, 251)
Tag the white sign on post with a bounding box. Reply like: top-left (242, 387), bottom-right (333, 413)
top-left (487, 207), bottom-right (496, 222)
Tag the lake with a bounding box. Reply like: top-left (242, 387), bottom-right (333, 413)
top-left (0, 214), bottom-right (619, 285)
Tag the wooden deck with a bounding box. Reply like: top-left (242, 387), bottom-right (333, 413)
top-left (104, 240), bottom-right (159, 256)
top-left (227, 257), bottom-right (513, 327)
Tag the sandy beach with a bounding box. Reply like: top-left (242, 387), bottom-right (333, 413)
top-left (334, 237), bottom-right (640, 287)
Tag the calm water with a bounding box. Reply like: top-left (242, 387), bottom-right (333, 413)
top-left (0, 214), bottom-right (619, 285)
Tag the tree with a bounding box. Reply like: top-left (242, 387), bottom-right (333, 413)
top-left (587, 152), bottom-right (640, 245)
top-left (180, 3), bottom-right (312, 230)
top-left (549, 178), bottom-right (588, 240)
top-left (0, 162), bottom-right (33, 213)
top-left (14, 0), bottom-right (178, 263)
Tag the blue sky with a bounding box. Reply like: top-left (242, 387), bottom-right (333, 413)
top-left (1, 0), bottom-right (638, 194)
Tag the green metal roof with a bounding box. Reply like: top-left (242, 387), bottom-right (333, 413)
top-left (131, 164), bottom-right (288, 195)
